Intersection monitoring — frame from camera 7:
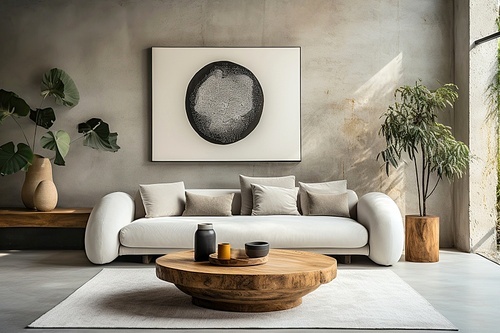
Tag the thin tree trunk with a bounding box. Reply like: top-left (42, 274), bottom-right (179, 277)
top-left (421, 146), bottom-right (427, 216)
top-left (426, 176), bottom-right (441, 201)
top-left (422, 167), bottom-right (427, 216)
top-left (423, 162), bottom-right (432, 216)
top-left (413, 157), bottom-right (422, 216)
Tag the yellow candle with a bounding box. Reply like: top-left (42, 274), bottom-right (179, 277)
top-left (218, 243), bottom-right (231, 260)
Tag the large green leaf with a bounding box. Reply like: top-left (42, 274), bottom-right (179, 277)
top-left (0, 89), bottom-right (30, 124)
top-left (78, 118), bottom-right (120, 152)
top-left (0, 142), bottom-right (34, 176)
top-left (29, 107), bottom-right (56, 129)
top-left (41, 68), bottom-right (80, 107)
top-left (40, 130), bottom-right (70, 166)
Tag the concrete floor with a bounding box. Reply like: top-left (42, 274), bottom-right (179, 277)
top-left (0, 250), bottom-right (499, 333)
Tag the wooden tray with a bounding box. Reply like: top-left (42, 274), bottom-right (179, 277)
top-left (209, 251), bottom-right (268, 267)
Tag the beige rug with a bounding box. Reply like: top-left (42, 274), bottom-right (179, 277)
top-left (29, 268), bottom-right (457, 330)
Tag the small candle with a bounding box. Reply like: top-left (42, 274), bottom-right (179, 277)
top-left (218, 242), bottom-right (231, 260)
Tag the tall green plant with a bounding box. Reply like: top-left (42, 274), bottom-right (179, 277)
top-left (0, 68), bottom-right (120, 175)
top-left (378, 81), bottom-right (469, 216)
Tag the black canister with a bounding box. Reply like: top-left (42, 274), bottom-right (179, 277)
top-left (194, 223), bottom-right (216, 261)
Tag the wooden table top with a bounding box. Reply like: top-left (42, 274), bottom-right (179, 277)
top-left (156, 249), bottom-right (337, 290)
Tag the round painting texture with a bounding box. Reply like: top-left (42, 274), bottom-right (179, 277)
top-left (185, 61), bottom-right (264, 145)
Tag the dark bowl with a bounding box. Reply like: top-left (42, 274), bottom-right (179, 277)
top-left (245, 241), bottom-right (270, 258)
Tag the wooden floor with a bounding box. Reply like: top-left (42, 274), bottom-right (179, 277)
top-left (0, 249), bottom-right (499, 333)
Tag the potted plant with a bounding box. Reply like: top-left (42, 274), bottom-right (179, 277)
top-left (378, 80), bottom-right (469, 262)
top-left (0, 68), bottom-right (120, 210)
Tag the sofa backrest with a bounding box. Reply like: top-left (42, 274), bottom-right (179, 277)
top-left (134, 188), bottom-right (358, 219)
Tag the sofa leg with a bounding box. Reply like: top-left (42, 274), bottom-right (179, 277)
top-left (335, 255), bottom-right (351, 264)
top-left (142, 255), bottom-right (153, 264)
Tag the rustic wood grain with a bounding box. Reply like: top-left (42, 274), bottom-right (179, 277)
top-left (405, 215), bottom-right (439, 262)
top-left (156, 249), bottom-right (337, 312)
top-left (0, 208), bottom-right (92, 228)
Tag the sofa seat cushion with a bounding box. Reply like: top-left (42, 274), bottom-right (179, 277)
top-left (119, 216), bottom-right (368, 249)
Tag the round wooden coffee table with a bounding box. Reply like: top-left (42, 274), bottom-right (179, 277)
top-left (156, 249), bottom-right (337, 312)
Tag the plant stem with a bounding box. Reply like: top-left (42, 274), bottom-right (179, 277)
top-left (426, 177), bottom-right (441, 201)
top-left (425, 163), bottom-right (432, 199)
top-left (413, 156), bottom-right (422, 216)
top-left (70, 134), bottom-right (85, 145)
top-left (32, 99), bottom-right (45, 153)
top-left (32, 117), bottom-right (38, 152)
top-left (421, 159), bottom-right (432, 217)
top-left (421, 144), bottom-right (427, 216)
top-left (11, 116), bottom-right (30, 147)
top-left (423, 162), bottom-right (432, 217)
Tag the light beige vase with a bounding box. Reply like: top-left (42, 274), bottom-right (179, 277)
top-left (33, 180), bottom-right (58, 211)
top-left (21, 155), bottom-right (57, 210)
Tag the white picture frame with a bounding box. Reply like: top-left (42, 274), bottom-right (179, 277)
top-left (151, 47), bottom-right (301, 161)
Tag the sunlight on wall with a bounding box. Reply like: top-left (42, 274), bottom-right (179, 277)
top-left (353, 52), bottom-right (403, 109)
top-left (345, 53), bottom-right (406, 213)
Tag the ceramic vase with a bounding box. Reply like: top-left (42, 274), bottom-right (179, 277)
top-left (33, 180), bottom-right (58, 212)
top-left (21, 155), bottom-right (58, 210)
top-left (194, 223), bottom-right (216, 261)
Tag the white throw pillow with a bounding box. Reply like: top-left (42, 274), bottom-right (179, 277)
top-left (183, 192), bottom-right (234, 216)
top-left (239, 175), bottom-right (296, 215)
top-left (251, 184), bottom-right (300, 216)
top-left (139, 182), bottom-right (185, 218)
top-left (307, 191), bottom-right (350, 217)
top-left (298, 180), bottom-right (347, 215)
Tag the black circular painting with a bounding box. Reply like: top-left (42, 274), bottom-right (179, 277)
top-left (185, 61), bottom-right (264, 145)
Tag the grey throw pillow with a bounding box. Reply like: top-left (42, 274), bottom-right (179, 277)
top-left (239, 175), bottom-right (296, 215)
top-left (182, 192), bottom-right (234, 216)
top-left (251, 184), bottom-right (300, 216)
top-left (139, 182), bottom-right (186, 217)
top-left (298, 180), bottom-right (347, 215)
top-left (307, 191), bottom-right (350, 217)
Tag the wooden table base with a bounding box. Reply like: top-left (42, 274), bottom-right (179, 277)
top-left (177, 284), bottom-right (316, 312)
top-left (192, 295), bottom-right (303, 312)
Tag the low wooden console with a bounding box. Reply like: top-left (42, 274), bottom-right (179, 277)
top-left (0, 208), bottom-right (92, 228)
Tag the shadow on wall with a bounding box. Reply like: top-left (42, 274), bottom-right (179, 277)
top-left (342, 53), bottom-right (406, 211)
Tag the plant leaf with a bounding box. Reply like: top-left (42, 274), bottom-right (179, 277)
top-left (0, 142), bottom-right (34, 176)
top-left (78, 118), bottom-right (120, 152)
top-left (41, 68), bottom-right (80, 107)
top-left (0, 89), bottom-right (30, 124)
top-left (40, 130), bottom-right (70, 166)
top-left (29, 108), bottom-right (56, 129)
top-left (107, 132), bottom-right (120, 151)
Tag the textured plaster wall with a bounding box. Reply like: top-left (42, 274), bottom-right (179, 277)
top-left (0, 0), bottom-right (456, 246)
top-left (454, 0), bottom-right (498, 252)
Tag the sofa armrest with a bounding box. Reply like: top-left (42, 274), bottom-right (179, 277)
top-left (357, 192), bottom-right (403, 266)
top-left (85, 192), bottom-right (135, 264)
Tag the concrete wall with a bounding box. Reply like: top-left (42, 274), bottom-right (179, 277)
top-left (0, 0), bottom-right (457, 245)
top-left (454, 0), bottom-right (498, 252)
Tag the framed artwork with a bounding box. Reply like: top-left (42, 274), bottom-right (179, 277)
top-left (151, 47), bottom-right (301, 161)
